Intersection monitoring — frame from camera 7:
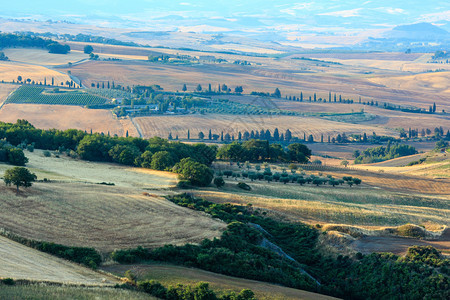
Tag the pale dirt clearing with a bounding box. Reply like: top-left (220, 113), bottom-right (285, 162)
top-left (0, 149), bottom-right (177, 189)
top-left (0, 61), bottom-right (75, 86)
top-left (0, 236), bottom-right (118, 285)
top-left (3, 48), bottom-right (88, 66)
top-left (104, 264), bottom-right (337, 300)
top-left (0, 103), bottom-right (139, 137)
top-left (0, 83), bottom-right (18, 106)
top-left (0, 182), bottom-right (225, 252)
top-left (134, 114), bottom-right (397, 140)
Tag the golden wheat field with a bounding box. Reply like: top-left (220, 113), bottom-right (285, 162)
top-left (104, 264), bottom-right (337, 300)
top-left (0, 236), bottom-right (118, 285)
top-left (134, 114), bottom-right (397, 140)
top-left (0, 61), bottom-right (76, 86)
top-left (0, 104), bottom-right (138, 137)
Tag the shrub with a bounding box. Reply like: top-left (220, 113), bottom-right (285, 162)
top-left (1, 278), bottom-right (15, 285)
top-left (237, 182), bottom-right (251, 190)
top-left (137, 280), bottom-right (167, 298)
top-left (177, 180), bottom-right (192, 189)
top-left (214, 177), bottom-right (225, 188)
top-left (43, 150), bottom-right (51, 157)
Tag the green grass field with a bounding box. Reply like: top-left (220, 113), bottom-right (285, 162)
top-left (6, 85), bottom-right (107, 106)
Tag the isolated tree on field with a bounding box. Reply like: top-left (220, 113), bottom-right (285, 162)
top-left (341, 160), bottom-right (349, 168)
top-left (4, 167), bottom-right (36, 192)
top-left (84, 45), bottom-right (94, 54)
top-left (182, 84), bottom-right (187, 92)
top-left (17, 75), bottom-right (22, 82)
top-left (198, 131), bottom-right (205, 139)
top-left (196, 84), bottom-right (202, 92)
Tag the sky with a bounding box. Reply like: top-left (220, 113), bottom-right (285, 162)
top-left (2, 1), bottom-right (450, 33)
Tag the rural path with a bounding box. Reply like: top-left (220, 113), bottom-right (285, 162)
top-left (0, 235), bottom-right (119, 285)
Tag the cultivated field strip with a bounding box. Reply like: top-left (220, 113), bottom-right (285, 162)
top-left (7, 85), bottom-right (106, 106)
top-left (0, 236), bottom-right (118, 285)
top-left (0, 183), bottom-right (226, 252)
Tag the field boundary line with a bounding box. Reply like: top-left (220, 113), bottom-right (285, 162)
top-left (0, 84), bottom-right (20, 110)
top-left (130, 116), bottom-right (143, 138)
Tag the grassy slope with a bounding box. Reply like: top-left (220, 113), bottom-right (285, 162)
top-left (0, 284), bottom-right (155, 300)
top-left (0, 236), bottom-right (118, 285)
top-left (0, 151), bottom-right (225, 252)
top-left (104, 263), bottom-right (337, 300)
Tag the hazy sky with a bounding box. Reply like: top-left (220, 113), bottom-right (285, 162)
top-left (2, 1), bottom-right (450, 32)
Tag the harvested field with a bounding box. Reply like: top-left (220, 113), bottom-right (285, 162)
top-left (0, 236), bottom-right (118, 285)
top-left (297, 52), bottom-right (423, 61)
top-left (0, 104), bottom-right (138, 137)
top-left (3, 48), bottom-right (88, 66)
top-left (0, 83), bottom-right (18, 106)
top-left (0, 284), bottom-right (155, 300)
top-left (0, 182), bottom-right (225, 252)
top-left (0, 61), bottom-right (74, 86)
top-left (351, 235), bottom-right (450, 256)
top-left (226, 95), bottom-right (450, 130)
top-left (65, 59), bottom-right (450, 110)
top-left (134, 114), bottom-right (396, 140)
top-left (104, 264), bottom-right (336, 300)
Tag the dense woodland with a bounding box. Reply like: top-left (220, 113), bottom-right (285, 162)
top-left (354, 142), bottom-right (418, 164)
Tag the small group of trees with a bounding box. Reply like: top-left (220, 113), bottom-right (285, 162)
top-left (354, 142), bottom-right (417, 164)
top-left (182, 83), bottom-right (244, 95)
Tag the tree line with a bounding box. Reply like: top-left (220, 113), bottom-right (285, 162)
top-left (0, 120), bottom-right (312, 187)
top-left (0, 32), bottom-right (70, 54)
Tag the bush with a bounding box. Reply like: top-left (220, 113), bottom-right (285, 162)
top-left (138, 280), bottom-right (167, 298)
top-left (177, 180), bottom-right (192, 189)
top-left (43, 150), bottom-right (51, 157)
top-left (214, 177), bottom-right (225, 188)
top-left (237, 182), bottom-right (251, 190)
top-left (1, 278), bottom-right (15, 285)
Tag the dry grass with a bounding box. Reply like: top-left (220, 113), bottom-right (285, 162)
top-left (191, 179), bottom-right (450, 228)
top-left (0, 285), bottom-right (156, 300)
top-left (0, 83), bottom-right (18, 106)
top-left (0, 104), bottom-right (138, 137)
top-left (0, 61), bottom-right (74, 86)
top-left (0, 149), bottom-right (177, 189)
top-left (0, 236), bottom-right (119, 285)
top-left (0, 182), bottom-right (225, 252)
top-left (230, 96), bottom-right (450, 130)
top-left (3, 48), bottom-right (88, 66)
top-left (134, 114), bottom-right (396, 140)
top-left (103, 264), bottom-right (337, 300)
top-left (0, 151), bottom-right (225, 252)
